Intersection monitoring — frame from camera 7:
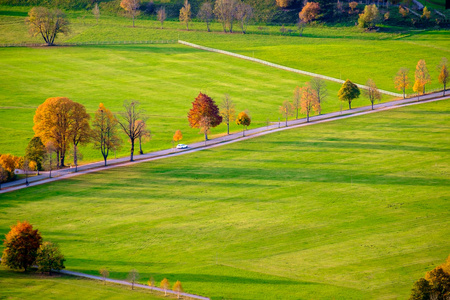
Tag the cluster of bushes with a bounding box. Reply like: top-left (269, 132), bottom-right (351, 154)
top-left (410, 255), bottom-right (450, 300)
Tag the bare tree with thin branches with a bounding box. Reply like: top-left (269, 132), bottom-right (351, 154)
top-left (198, 2), bottom-right (214, 32)
top-left (310, 77), bottom-right (327, 114)
top-left (157, 7), bottom-right (166, 29)
top-left (117, 100), bottom-right (148, 162)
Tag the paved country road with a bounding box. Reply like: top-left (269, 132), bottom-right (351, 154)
top-left (1, 90), bottom-right (448, 194)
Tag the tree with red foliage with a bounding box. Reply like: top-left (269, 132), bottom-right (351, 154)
top-left (1, 221), bottom-right (42, 272)
top-left (188, 93), bottom-right (222, 141)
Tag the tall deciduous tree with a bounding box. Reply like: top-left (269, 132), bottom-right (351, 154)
top-left (25, 137), bottom-right (45, 174)
top-left (301, 82), bottom-right (320, 122)
top-left (299, 2), bottom-right (320, 23)
top-left (157, 6), bottom-right (166, 29)
top-left (160, 278), bottom-right (170, 296)
top-left (127, 269), bottom-right (139, 290)
top-left (33, 97), bottom-right (90, 168)
top-left (173, 280), bottom-right (184, 299)
top-left (26, 7), bottom-right (70, 46)
top-left (44, 141), bottom-right (56, 178)
top-left (338, 79), bottom-right (360, 109)
top-left (92, 3), bottom-right (100, 25)
top-left (120, 0), bottom-right (140, 27)
top-left (179, 0), bottom-right (191, 30)
top-left (92, 103), bottom-right (122, 166)
top-left (310, 77), bottom-right (327, 114)
top-left (414, 59), bottom-right (431, 95)
top-left (219, 94), bottom-right (236, 135)
top-left (70, 102), bottom-right (91, 172)
top-left (364, 79), bottom-right (382, 110)
top-left (438, 58), bottom-right (449, 96)
top-left (36, 241), bottom-right (65, 275)
top-left (1, 221), bottom-right (42, 272)
top-left (394, 67), bottom-right (410, 99)
top-left (214, 0), bottom-right (237, 33)
top-left (235, 0), bottom-right (253, 34)
top-left (198, 2), bottom-right (213, 32)
top-left (188, 93), bottom-right (222, 141)
top-left (293, 86), bottom-right (301, 119)
top-left (280, 100), bottom-right (293, 127)
top-left (117, 100), bottom-right (147, 162)
top-left (357, 4), bottom-right (380, 29)
top-left (236, 111), bottom-right (251, 136)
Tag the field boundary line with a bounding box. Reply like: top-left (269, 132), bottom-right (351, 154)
top-left (0, 40), bottom-right (177, 47)
top-left (178, 40), bottom-right (403, 98)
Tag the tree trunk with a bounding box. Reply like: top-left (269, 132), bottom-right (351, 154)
top-left (204, 131), bottom-right (208, 141)
top-left (371, 101), bottom-right (374, 110)
top-left (403, 87), bottom-right (406, 99)
top-left (285, 116), bottom-right (288, 127)
top-left (296, 108), bottom-right (298, 119)
top-left (242, 126), bottom-right (245, 137)
top-left (349, 101), bottom-right (352, 109)
top-left (227, 122), bottom-right (230, 135)
top-left (307, 112), bottom-right (309, 122)
top-left (132, 15), bottom-right (135, 27)
top-left (130, 138), bottom-right (135, 161)
top-left (139, 136), bottom-right (143, 155)
top-left (73, 144), bottom-right (78, 172)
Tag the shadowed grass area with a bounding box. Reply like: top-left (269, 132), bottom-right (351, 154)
top-left (1, 100), bottom-right (448, 299)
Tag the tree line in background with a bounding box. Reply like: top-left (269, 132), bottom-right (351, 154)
top-left (0, 57), bottom-right (447, 187)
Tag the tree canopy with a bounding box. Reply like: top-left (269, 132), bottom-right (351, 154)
top-left (188, 93), bottom-right (222, 141)
top-left (26, 7), bottom-right (70, 46)
top-left (338, 79), bottom-right (360, 109)
top-left (1, 221), bottom-right (42, 272)
top-left (236, 111), bottom-right (251, 136)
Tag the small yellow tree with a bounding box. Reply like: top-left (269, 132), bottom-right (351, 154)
top-left (236, 111), bottom-right (251, 137)
top-left (301, 82), bottom-right (320, 122)
top-left (179, 0), bottom-right (191, 30)
top-left (173, 280), bottom-right (184, 299)
top-left (414, 59), bottom-right (431, 96)
top-left (299, 2), bottom-right (320, 23)
top-left (279, 100), bottom-right (294, 127)
top-left (394, 67), bottom-right (410, 99)
top-left (173, 130), bottom-right (183, 147)
top-left (349, 1), bottom-right (358, 13)
top-left (292, 86), bottom-right (301, 119)
top-left (422, 6), bottom-right (430, 19)
top-left (160, 278), bottom-right (170, 296)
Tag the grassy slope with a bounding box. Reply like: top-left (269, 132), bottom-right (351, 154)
top-left (0, 100), bottom-right (448, 299)
top-left (0, 43), bottom-right (360, 160)
top-left (0, 266), bottom-right (165, 299)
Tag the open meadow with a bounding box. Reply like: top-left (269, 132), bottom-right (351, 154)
top-left (1, 100), bottom-right (449, 299)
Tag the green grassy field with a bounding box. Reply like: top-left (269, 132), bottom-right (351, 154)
top-left (0, 43), bottom-right (388, 161)
top-left (0, 266), bottom-right (165, 299)
top-left (1, 100), bottom-right (449, 299)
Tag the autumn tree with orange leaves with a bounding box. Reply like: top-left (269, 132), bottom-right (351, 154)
top-left (33, 97), bottom-right (90, 169)
top-left (173, 280), bottom-right (184, 299)
top-left (92, 103), bottom-right (122, 166)
top-left (301, 82), bottom-right (320, 122)
top-left (236, 111), bottom-right (251, 136)
top-left (413, 59), bottom-right (431, 97)
top-left (1, 221), bottom-right (42, 272)
top-left (394, 67), bottom-right (410, 99)
top-left (160, 278), bottom-right (170, 296)
top-left (117, 100), bottom-right (147, 162)
top-left (299, 2), bottom-right (320, 23)
top-left (173, 130), bottom-right (183, 147)
top-left (120, 0), bottom-right (140, 27)
top-left (188, 93), bottom-right (222, 141)
top-left (364, 79), bottom-right (382, 110)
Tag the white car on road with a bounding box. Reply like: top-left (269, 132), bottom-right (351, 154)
top-left (176, 144), bottom-right (188, 149)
